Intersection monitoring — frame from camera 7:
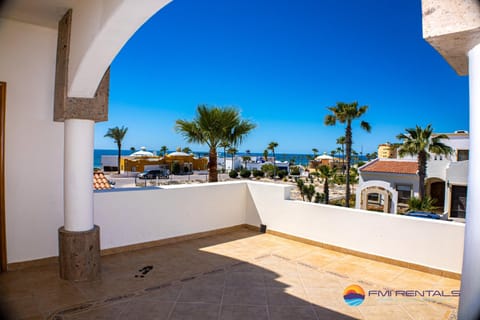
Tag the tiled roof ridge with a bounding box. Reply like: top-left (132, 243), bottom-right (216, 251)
top-left (93, 171), bottom-right (113, 190)
top-left (360, 159), bottom-right (418, 175)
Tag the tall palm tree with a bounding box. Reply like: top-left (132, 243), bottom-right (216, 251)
top-left (312, 148), bottom-right (319, 158)
top-left (227, 147), bottom-right (238, 171)
top-left (325, 101), bottom-right (371, 207)
top-left (268, 141), bottom-right (279, 177)
top-left (396, 124), bottom-right (452, 200)
top-left (175, 105), bottom-right (255, 182)
top-left (160, 145), bottom-right (168, 157)
top-left (219, 141), bottom-right (230, 172)
top-left (319, 165), bottom-right (336, 204)
top-left (104, 126), bottom-right (128, 174)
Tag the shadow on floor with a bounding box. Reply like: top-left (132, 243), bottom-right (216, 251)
top-left (0, 228), bottom-right (456, 319)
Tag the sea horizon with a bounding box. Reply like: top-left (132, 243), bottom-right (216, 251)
top-left (94, 148), bottom-right (366, 169)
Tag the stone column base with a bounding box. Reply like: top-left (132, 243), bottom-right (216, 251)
top-left (58, 225), bottom-right (100, 281)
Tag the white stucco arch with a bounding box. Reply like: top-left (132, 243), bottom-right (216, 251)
top-left (356, 180), bottom-right (398, 214)
top-left (68, 0), bottom-right (171, 98)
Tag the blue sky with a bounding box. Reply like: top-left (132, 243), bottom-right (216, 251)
top-left (95, 0), bottom-right (469, 155)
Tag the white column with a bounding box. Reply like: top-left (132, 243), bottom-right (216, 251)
top-left (459, 43), bottom-right (480, 319)
top-left (64, 119), bottom-right (94, 232)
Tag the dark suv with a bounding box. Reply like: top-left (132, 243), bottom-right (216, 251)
top-left (137, 169), bottom-right (168, 179)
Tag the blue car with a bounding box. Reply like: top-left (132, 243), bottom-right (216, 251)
top-left (405, 211), bottom-right (441, 219)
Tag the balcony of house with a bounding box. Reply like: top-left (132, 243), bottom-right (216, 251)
top-left (0, 181), bottom-right (464, 319)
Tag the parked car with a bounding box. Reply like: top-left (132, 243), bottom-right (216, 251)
top-left (405, 211), bottom-right (441, 219)
top-left (137, 169), bottom-right (168, 179)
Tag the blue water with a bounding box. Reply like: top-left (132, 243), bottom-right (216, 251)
top-left (344, 298), bottom-right (365, 306)
top-left (94, 149), bottom-right (367, 168)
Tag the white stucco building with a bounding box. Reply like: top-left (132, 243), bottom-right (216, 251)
top-left (356, 132), bottom-right (469, 219)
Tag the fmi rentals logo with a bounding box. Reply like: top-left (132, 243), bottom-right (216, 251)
top-left (343, 284), bottom-right (460, 306)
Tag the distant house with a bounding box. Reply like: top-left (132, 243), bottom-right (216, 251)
top-left (102, 149), bottom-right (208, 174)
top-left (356, 131), bottom-right (468, 220)
top-left (377, 143), bottom-right (398, 159)
top-left (309, 152), bottom-right (343, 171)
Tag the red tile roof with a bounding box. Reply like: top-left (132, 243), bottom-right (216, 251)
top-left (360, 159), bottom-right (418, 175)
top-left (93, 172), bottom-right (113, 190)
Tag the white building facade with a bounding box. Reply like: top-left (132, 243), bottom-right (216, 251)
top-left (356, 132), bottom-right (469, 219)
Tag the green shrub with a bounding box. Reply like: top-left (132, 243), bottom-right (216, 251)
top-left (261, 164), bottom-right (275, 177)
top-left (172, 162), bottom-right (181, 175)
top-left (240, 169), bottom-right (251, 178)
top-left (303, 184), bottom-right (316, 202)
top-left (252, 170), bottom-right (265, 178)
top-left (290, 166), bottom-right (300, 175)
top-left (314, 192), bottom-right (324, 203)
top-left (277, 170), bottom-right (287, 179)
top-left (229, 170), bottom-right (239, 178)
top-left (407, 196), bottom-right (437, 212)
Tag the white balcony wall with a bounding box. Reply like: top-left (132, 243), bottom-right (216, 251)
top-left (447, 161), bottom-right (469, 185)
top-left (94, 182), bottom-right (248, 250)
top-left (246, 182), bottom-right (465, 273)
top-left (0, 19), bottom-right (64, 264)
top-left (427, 160), bottom-right (449, 180)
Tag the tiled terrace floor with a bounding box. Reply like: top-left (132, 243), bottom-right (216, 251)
top-left (0, 228), bottom-right (459, 319)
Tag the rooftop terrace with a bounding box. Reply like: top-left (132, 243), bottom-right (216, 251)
top-left (0, 227), bottom-right (459, 319)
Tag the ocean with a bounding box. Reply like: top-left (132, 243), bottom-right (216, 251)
top-left (94, 149), bottom-right (367, 169)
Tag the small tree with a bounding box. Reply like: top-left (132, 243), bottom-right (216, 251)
top-left (296, 179), bottom-right (305, 201)
top-left (303, 184), bottom-right (316, 202)
top-left (227, 147), bottom-right (238, 172)
top-left (219, 141), bottom-right (230, 173)
top-left (319, 165), bottom-right (336, 204)
top-left (160, 145), bottom-right (168, 157)
top-left (268, 141), bottom-right (279, 177)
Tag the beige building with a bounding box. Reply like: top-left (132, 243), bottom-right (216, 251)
top-left (378, 143), bottom-right (397, 159)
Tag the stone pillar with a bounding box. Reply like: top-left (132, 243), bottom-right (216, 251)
top-left (54, 9), bottom-right (106, 281)
top-left (458, 43), bottom-right (480, 320)
top-left (59, 119), bottom-right (100, 281)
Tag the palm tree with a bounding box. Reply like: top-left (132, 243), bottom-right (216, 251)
top-left (325, 101), bottom-right (371, 207)
top-left (336, 136), bottom-right (346, 173)
top-left (219, 141), bottom-right (230, 172)
top-left (396, 124), bottom-right (452, 200)
top-left (319, 165), bottom-right (336, 204)
top-left (312, 148), bottom-right (319, 158)
top-left (175, 105), bottom-right (255, 182)
top-left (263, 149), bottom-right (269, 161)
top-left (182, 147), bottom-right (192, 154)
top-left (104, 126), bottom-right (128, 174)
top-left (227, 147), bottom-right (238, 171)
top-left (160, 145), bottom-right (168, 157)
top-left (268, 141), bottom-right (279, 177)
